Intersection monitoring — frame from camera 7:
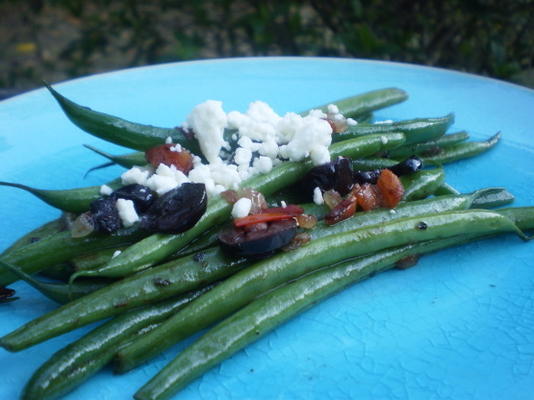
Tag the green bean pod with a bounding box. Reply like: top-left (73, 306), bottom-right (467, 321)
top-left (46, 84), bottom-right (201, 153)
top-left (0, 260), bottom-right (109, 304)
top-left (0, 187), bottom-right (499, 350)
top-left (1, 218), bottom-right (65, 257)
top-left (433, 183), bottom-right (460, 196)
top-left (351, 158), bottom-right (397, 170)
top-left (0, 247), bottom-right (250, 351)
top-left (0, 227), bottom-right (145, 286)
top-left (385, 130), bottom-right (469, 159)
top-left (83, 144), bottom-right (146, 169)
top-left (136, 205), bottom-right (534, 400)
top-left (115, 209), bottom-right (528, 372)
top-left (423, 132), bottom-right (501, 165)
top-left (22, 286), bottom-right (213, 400)
top-left (400, 168), bottom-right (445, 201)
top-left (334, 114), bottom-right (454, 145)
top-left (71, 247), bottom-right (126, 272)
top-left (311, 88), bottom-right (408, 118)
top-left (131, 235), bottom-right (479, 400)
top-left (0, 179), bottom-right (122, 213)
top-left (90, 133), bottom-right (406, 279)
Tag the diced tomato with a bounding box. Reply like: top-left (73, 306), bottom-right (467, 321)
top-left (234, 213), bottom-right (296, 227)
top-left (377, 169), bottom-right (404, 208)
top-left (145, 144), bottom-right (193, 174)
top-left (233, 205), bottom-right (303, 227)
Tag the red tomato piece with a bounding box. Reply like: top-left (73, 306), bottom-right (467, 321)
top-left (145, 144), bottom-right (193, 174)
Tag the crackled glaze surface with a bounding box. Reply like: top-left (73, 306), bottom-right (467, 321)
top-left (1, 58), bottom-right (533, 400)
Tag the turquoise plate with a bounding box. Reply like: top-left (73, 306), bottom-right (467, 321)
top-left (1, 57), bottom-right (533, 400)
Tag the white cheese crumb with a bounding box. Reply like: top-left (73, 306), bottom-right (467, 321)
top-left (165, 136), bottom-right (173, 144)
top-left (185, 100), bottom-right (228, 162)
top-left (112, 250), bottom-right (122, 258)
top-left (234, 147), bottom-right (252, 166)
top-left (121, 166), bottom-right (150, 186)
top-left (346, 118), bottom-right (357, 126)
top-left (380, 136), bottom-right (388, 145)
top-left (253, 156), bottom-right (273, 174)
top-left (389, 209), bottom-right (397, 214)
top-left (280, 200), bottom-right (287, 208)
top-left (327, 104), bottom-right (339, 114)
top-left (116, 198), bottom-right (140, 228)
top-left (310, 145), bottom-right (331, 166)
top-left (99, 184), bottom-right (113, 196)
top-left (232, 197), bottom-right (252, 218)
top-left (170, 143), bottom-right (182, 152)
top-left (313, 187), bottom-right (324, 205)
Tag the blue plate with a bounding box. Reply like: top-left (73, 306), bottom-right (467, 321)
top-left (1, 57), bottom-right (533, 400)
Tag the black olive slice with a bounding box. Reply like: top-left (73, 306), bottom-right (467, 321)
top-left (353, 169), bottom-right (380, 185)
top-left (300, 157), bottom-right (353, 199)
top-left (219, 219), bottom-right (297, 257)
top-left (90, 196), bottom-right (122, 233)
top-left (113, 184), bottom-right (155, 212)
top-left (140, 183), bottom-right (207, 233)
top-left (389, 156), bottom-right (423, 176)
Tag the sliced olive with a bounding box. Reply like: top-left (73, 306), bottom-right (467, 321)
top-left (113, 184), bottom-right (155, 212)
top-left (300, 157), bottom-right (353, 199)
top-left (219, 219), bottom-right (297, 257)
top-left (90, 196), bottom-right (121, 233)
top-left (140, 183), bottom-right (207, 233)
top-left (389, 156), bottom-right (423, 176)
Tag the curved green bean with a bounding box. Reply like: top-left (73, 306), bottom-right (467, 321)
top-left (423, 132), bottom-right (501, 165)
top-left (83, 144), bottom-right (146, 169)
top-left (385, 130), bottom-right (469, 159)
top-left (22, 286), bottom-right (213, 400)
top-left (311, 87), bottom-right (408, 118)
top-left (0, 179), bottom-right (122, 213)
top-left (0, 260), bottom-right (109, 304)
top-left (400, 168), bottom-right (445, 201)
top-left (115, 209), bottom-right (528, 372)
top-left (1, 218), bottom-right (65, 257)
top-left (334, 114), bottom-right (454, 145)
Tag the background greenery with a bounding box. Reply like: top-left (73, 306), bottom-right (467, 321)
top-left (1, 0), bottom-right (532, 99)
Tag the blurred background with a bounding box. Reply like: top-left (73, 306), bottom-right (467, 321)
top-left (1, 0), bottom-right (532, 99)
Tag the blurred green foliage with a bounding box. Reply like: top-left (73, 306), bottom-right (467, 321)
top-left (1, 0), bottom-right (533, 94)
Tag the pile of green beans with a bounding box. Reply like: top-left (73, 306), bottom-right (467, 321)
top-left (1, 85), bottom-right (532, 400)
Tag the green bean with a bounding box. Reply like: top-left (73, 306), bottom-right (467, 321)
top-left (22, 286), bottom-right (213, 400)
top-left (0, 187), bottom-right (497, 350)
top-left (86, 133), bottom-right (406, 279)
top-left (83, 144), bottom-right (146, 169)
top-left (38, 263), bottom-right (76, 282)
top-left (136, 205), bottom-right (534, 400)
top-left (311, 88), bottom-right (408, 118)
top-left (334, 114), bottom-right (454, 145)
top-left (131, 235), bottom-right (485, 400)
top-left (46, 84), bottom-right (202, 153)
top-left (0, 179), bottom-right (122, 213)
top-left (1, 218), bottom-right (65, 257)
top-left (400, 168), bottom-right (445, 201)
top-left (0, 260), bottom-right (109, 304)
top-left (470, 187), bottom-right (515, 209)
top-left (0, 247), bottom-right (250, 351)
top-left (433, 183), bottom-right (460, 196)
top-left (423, 132), bottom-right (501, 165)
top-left (385, 131), bottom-right (469, 159)
top-left (115, 209), bottom-right (528, 372)
top-left (0, 227), bottom-right (145, 286)
top-left (71, 247), bottom-right (126, 272)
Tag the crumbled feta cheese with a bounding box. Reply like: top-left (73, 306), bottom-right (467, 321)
top-left (100, 184), bottom-right (113, 196)
top-left (165, 136), bottom-right (173, 144)
top-left (280, 200), bottom-right (287, 208)
top-left (112, 250), bottom-right (122, 258)
top-left (310, 145), bottom-right (331, 165)
top-left (170, 143), bottom-right (182, 152)
top-left (380, 136), bottom-right (388, 145)
top-left (116, 198), bottom-right (139, 227)
top-left (185, 100), bottom-right (228, 162)
top-left (232, 197), bottom-right (252, 218)
top-left (234, 147), bottom-right (252, 166)
top-left (346, 118), bottom-right (357, 126)
top-left (327, 104), bottom-right (339, 114)
top-left (313, 187), bottom-right (324, 205)
top-left (253, 156), bottom-right (273, 174)
top-left (121, 166), bottom-right (150, 186)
